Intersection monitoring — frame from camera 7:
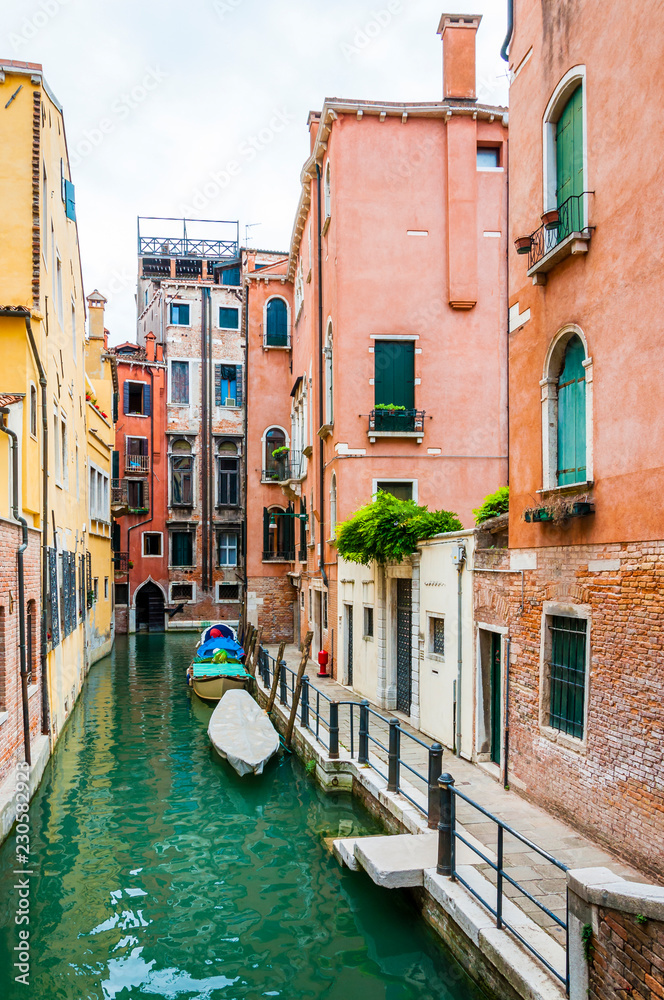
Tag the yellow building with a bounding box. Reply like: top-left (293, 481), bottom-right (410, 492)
top-left (85, 291), bottom-right (116, 664)
top-left (0, 58), bottom-right (110, 772)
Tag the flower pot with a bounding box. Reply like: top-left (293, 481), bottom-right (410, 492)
top-left (541, 209), bottom-right (560, 231)
top-left (514, 235), bottom-right (532, 255)
top-left (570, 501), bottom-right (593, 517)
top-left (533, 508), bottom-right (553, 522)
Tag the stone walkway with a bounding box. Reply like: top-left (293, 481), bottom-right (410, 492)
top-left (265, 645), bottom-right (642, 948)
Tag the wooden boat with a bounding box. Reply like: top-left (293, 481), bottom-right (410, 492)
top-left (207, 689), bottom-right (280, 776)
top-left (188, 636), bottom-right (249, 704)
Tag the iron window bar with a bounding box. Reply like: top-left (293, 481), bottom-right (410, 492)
top-left (368, 409), bottom-right (426, 433)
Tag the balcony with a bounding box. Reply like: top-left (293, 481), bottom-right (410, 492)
top-left (525, 192), bottom-right (593, 280)
top-left (367, 409), bottom-right (426, 444)
top-left (262, 453), bottom-right (303, 483)
top-left (125, 454), bottom-right (150, 474)
top-left (113, 551), bottom-right (129, 573)
top-left (262, 549), bottom-right (295, 562)
top-left (112, 477), bottom-right (149, 514)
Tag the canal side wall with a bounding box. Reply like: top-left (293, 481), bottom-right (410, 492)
top-left (255, 674), bottom-right (565, 1000)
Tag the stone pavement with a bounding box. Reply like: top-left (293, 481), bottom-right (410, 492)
top-left (266, 644), bottom-right (642, 948)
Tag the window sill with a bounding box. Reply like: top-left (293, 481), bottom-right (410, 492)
top-left (367, 430), bottom-right (424, 444)
top-left (263, 344), bottom-right (291, 351)
top-left (126, 413), bottom-right (149, 418)
top-left (318, 423), bottom-right (333, 440)
top-left (527, 230), bottom-right (591, 282)
top-left (539, 724), bottom-right (586, 754)
top-left (261, 558), bottom-right (294, 564)
top-left (427, 652), bottom-right (446, 664)
top-left (537, 481), bottom-right (593, 497)
top-left (362, 635), bottom-right (374, 642)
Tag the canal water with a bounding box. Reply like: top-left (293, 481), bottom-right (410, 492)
top-left (0, 634), bottom-right (487, 1000)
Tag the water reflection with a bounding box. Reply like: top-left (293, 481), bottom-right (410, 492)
top-left (0, 634), bottom-right (486, 1000)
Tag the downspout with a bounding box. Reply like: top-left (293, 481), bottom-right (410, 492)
top-left (315, 163), bottom-right (328, 590)
top-left (500, 0), bottom-right (514, 61)
top-left (455, 544), bottom-right (466, 757)
top-left (24, 313), bottom-right (50, 739)
top-left (206, 286), bottom-right (214, 592)
top-left (201, 286), bottom-right (209, 591)
top-left (241, 273), bottom-right (249, 623)
top-left (503, 637), bottom-right (510, 788)
top-left (0, 411), bottom-right (31, 765)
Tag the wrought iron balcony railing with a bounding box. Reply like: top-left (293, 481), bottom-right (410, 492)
top-left (125, 454), bottom-right (150, 474)
top-left (528, 192), bottom-right (592, 270)
top-left (111, 479), bottom-right (127, 507)
top-left (262, 549), bottom-right (296, 562)
top-left (262, 454), bottom-right (303, 482)
top-left (113, 551), bottom-right (129, 572)
top-left (369, 409), bottom-right (426, 433)
top-left (112, 477), bottom-right (149, 513)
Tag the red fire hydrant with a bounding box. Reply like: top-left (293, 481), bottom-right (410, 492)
top-left (317, 649), bottom-right (329, 677)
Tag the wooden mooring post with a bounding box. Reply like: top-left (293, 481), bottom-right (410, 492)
top-left (266, 641), bottom-right (286, 713)
top-left (285, 631), bottom-right (314, 746)
top-left (248, 628), bottom-right (263, 678)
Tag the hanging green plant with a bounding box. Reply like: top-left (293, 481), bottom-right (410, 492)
top-left (473, 486), bottom-right (509, 524)
top-left (271, 446), bottom-right (290, 458)
top-left (335, 491), bottom-right (462, 565)
top-left (374, 403), bottom-right (407, 411)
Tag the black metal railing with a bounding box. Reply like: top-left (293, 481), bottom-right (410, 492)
top-left (264, 331), bottom-right (290, 348)
top-left (262, 454), bottom-right (302, 482)
top-left (437, 774), bottom-right (569, 990)
top-left (528, 191), bottom-right (592, 270)
top-left (111, 479), bottom-right (127, 507)
top-left (113, 551), bottom-right (128, 572)
top-left (261, 549), bottom-right (296, 562)
top-left (369, 409), bottom-right (426, 433)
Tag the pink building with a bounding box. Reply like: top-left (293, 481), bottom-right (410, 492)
top-left (246, 13), bottom-right (509, 673)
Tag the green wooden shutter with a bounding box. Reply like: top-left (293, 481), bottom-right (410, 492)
top-left (557, 335), bottom-right (586, 486)
top-left (556, 86), bottom-right (583, 235)
top-left (143, 382), bottom-right (151, 416)
top-left (374, 340), bottom-right (414, 408)
top-left (123, 382), bottom-right (130, 414)
top-left (263, 508), bottom-right (270, 556)
top-left (112, 450), bottom-right (119, 479)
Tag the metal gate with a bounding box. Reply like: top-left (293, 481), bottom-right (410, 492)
top-left (346, 606), bottom-right (353, 686)
top-left (396, 579), bottom-right (412, 713)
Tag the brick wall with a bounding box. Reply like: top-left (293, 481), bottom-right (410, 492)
top-left (247, 575), bottom-right (296, 643)
top-left (473, 540), bottom-right (664, 881)
top-left (590, 907), bottom-right (664, 1000)
top-left (0, 521), bottom-right (42, 786)
top-left (115, 606), bottom-right (128, 633)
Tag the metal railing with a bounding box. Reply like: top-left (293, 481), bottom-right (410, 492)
top-left (261, 549), bottom-right (296, 562)
top-left (111, 478), bottom-right (127, 507)
top-left (113, 551), bottom-right (128, 572)
top-left (369, 409), bottom-right (426, 433)
top-left (262, 454), bottom-right (302, 482)
top-left (437, 774), bottom-right (569, 990)
top-left (125, 454), bottom-right (150, 474)
top-left (528, 191), bottom-right (592, 269)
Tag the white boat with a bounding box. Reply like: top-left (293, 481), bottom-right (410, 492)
top-left (207, 689), bottom-right (280, 777)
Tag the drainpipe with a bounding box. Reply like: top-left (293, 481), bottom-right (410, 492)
top-left (500, 0), bottom-right (514, 61)
top-left (0, 411), bottom-right (31, 765)
top-left (503, 637), bottom-right (510, 788)
top-left (201, 285), bottom-right (209, 591)
top-left (454, 543), bottom-right (466, 757)
top-left (315, 163), bottom-right (328, 591)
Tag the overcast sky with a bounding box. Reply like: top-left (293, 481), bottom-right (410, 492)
top-left (3, 0), bottom-right (509, 342)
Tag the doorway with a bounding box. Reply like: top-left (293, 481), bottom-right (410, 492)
top-left (135, 582), bottom-right (165, 632)
top-left (489, 632), bottom-right (502, 765)
top-left (345, 605), bottom-right (353, 686)
top-left (396, 578), bottom-right (412, 714)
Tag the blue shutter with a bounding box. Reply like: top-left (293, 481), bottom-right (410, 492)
top-left (143, 382), bottom-right (151, 416)
top-left (235, 366), bottom-right (243, 407)
top-left (123, 381), bottom-right (130, 414)
top-left (64, 179), bottom-right (76, 221)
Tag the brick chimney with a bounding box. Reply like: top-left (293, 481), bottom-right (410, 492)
top-left (86, 289), bottom-right (108, 339)
top-left (437, 13), bottom-right (482, 101)
top-left (145, 331), bottom-right (156, 362)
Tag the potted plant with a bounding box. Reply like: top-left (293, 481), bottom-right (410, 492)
top-left (541, 209), bottom-right (560, 231)
top-left (514, 235), bottom-right (532, 255)
top-left (271, 446), bottom-right (290, 458)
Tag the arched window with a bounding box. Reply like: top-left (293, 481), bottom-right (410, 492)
top-left (557, 335), bottom-right (586, 486)
top-left (262, 504), bottom-right (295, 561)
top-left (324, 323), bottom-right (333, 426)
top-left (217, 440), bottom-right (239, 506)
top-left (265, 298), bottom-right (289, 347)
top-left (543, 69), bottom-right (587, 240)
top-left (330, 474), bottom-right (337, 540)
top-left (541, 327), bottom-right (591, 490)
top-left (170, 439), bottom-right (193, 506)
top-left (324, 161), bottom-right (331, 220)
top-left (264, 427), bottom-right (287, 480)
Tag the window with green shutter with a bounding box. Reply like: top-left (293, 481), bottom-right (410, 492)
top-left (171, 531), bottom-right (193, 567)
top-left (557, 335), bottom-right (586, 486)
top-left (556, 85), bottom-right (584, 237)
top-left (549, 615), bottom-right (587, 738)
top-left (265, 299), bottom-right (288, 346)
top-left (373, 340), bottom-right (415, 431)
top-left (219, 307), bottom-right (239, 330)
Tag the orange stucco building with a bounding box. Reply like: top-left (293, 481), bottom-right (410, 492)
top-left (498, 0), bottom-right (664, 877)
top-left (245, 14), bottom-right (509, 673)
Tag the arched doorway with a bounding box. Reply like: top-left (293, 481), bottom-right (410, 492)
top-left (135, 581), bottom-right (165, 632)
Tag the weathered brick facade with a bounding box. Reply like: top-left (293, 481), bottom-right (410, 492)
top-left (590, 907), bottom-right (664, 1000)
top-left (247, 575), bottom-right (296, 644)
top-left (0, 520), bottom-right (42, 786)
top-left (473, 539), bottom-right (664, 882)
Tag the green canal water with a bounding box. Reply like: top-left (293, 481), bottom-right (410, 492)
top-left (0, 634), bottom-right (486, 1000)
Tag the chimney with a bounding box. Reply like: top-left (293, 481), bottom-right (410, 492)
top-left (145, 331), bottom-right (156, 362)
top-left (86, 289), bottom-right (108, 339)
top-left (308, 110), bottom-right (321, 154)
top-left (437, 13), bottom-right (482, 101)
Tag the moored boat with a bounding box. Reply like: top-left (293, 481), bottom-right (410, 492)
top-left (188, 636), bottom-right (249, 704)
top-left (207, 689), bottom-right (280, 776)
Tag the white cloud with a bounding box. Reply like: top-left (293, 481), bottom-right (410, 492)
top-left (1, 0), bottom-right (508, 342)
